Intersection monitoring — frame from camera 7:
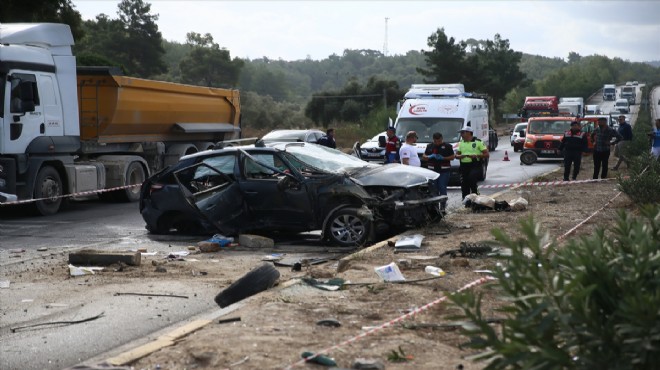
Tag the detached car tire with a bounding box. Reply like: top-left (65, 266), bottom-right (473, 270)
top-left (520, 150), bottom-right (538, 166)
top-left (327, 207), bottom-right (371, 247)
top-left (214, 263), bottom-right (281, 308)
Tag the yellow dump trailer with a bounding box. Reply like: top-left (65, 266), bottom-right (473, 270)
top-left (77, 67), bottom-right (240, 144)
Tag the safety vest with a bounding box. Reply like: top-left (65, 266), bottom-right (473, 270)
top-left (457, 139), bottom-right (486, 164)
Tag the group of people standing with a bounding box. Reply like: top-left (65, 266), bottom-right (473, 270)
top-left (560, 115), bottom-right (660, 182)
top-left (397, 127), bottom-right (489, 210)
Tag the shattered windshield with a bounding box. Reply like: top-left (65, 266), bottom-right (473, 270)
top-left (280, 143), bottom-right (376, 173)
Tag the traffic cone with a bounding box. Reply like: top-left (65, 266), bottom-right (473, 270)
top-left (503, 150), bottom-right (510, 161)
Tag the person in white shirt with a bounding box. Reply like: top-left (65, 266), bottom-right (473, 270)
top-left (399, 131), bottom-right (421, 167)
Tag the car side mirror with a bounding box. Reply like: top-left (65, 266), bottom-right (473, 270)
top-left (378, 136), bottom-right (387, 147)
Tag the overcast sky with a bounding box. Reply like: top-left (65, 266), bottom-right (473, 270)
top-left (72, 1), bottom-right (660, 63)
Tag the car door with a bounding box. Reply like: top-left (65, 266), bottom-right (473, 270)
top-left (239, 151), bottom-right (317, 230)
top-left (173, 160), bottom-right (247, 236)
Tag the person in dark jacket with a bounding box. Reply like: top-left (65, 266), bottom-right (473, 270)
top-left (422, 132), bottom-right (455, 211)
top-left (317, 128), bottom-right (337, 149)
top-left (612, 115), bottom-right (633, 170)
top-left (591, 117), bottom-right (623, 179)
top-left (559, 121), bottom-right (588, 181)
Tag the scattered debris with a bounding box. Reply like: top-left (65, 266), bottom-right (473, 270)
top-left (8, 249), bottom-right (25, 253)
top-left (69, 249), bottom-right (141, 266)
top-left (301, 277), bottom-right (345, 291)
top-left (261, 253), bottom-right (285, 261)
top-left (151, 260), bottom-right (167, 266)
top-left (37, 247), bottom-right (48, 252)
top-left (374, 262), bottom-right (405, 282)
top-left (301, 351), bottom-right (337, 367)
top-left (509, 197), bottom-right (529, 211)
top-left (217, 317), bottom-right (241, 324)
top-left (69, 264), bottom-right (104, 276)
top-left (316, 318), bottom-right (341, 328)
top-left (10, 312), bottom-right (104, 333)
top-left (353, 358), bottom-right (385, 370)
top-left (394, 234), bottom-right (424, 250)
top-left (424, 266), bottom-right (445, 277)
top-left (229, 356), bottom-right (249, 367)
top-left (197, 241), bottom-right (222, 253)
top-left (238, 234), bottom-right (273, 249)
top-left (214, 263), bottom-right (280, 308)
top-left (113, 292), bottom-right (188, 299)
top-left (440, 242), bottom-right (495, 259)
top-left (0, 280), bottom-right (10, 289)
top-left (154, 266), bottom-right (167, 273)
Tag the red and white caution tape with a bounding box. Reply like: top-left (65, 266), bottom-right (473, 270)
top-left (0, 184), bottom-right (142, 206)
top-left (447, 177), bottom-right (614, 190)
top-left (284, 276), bottom-right (496, 369)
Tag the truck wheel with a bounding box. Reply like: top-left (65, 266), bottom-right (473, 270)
top-left (214, 263), bottom-right (280, 308)
top-left (33, 166), bottom-right (63, 216)
top-left (327, 207), bottom-right (371, 247)
top-left (121, 162), bottom-right (146, 202)
top-left (520, 151), bottom-right (537, 166)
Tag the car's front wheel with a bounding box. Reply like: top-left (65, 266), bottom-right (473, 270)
top-left (327, 207), bottom-right (371, 247)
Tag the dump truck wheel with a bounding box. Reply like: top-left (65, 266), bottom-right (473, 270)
top-left (214, 263), bottom-right (281, 308)
top-left (327, 207), bottom-right (371, 247)
top-left (33, 166), bottom-right (63, 216)
top-left (520, 150), bottom-right (537, 166)
top-left (121, 162), bottom-right (145, 202)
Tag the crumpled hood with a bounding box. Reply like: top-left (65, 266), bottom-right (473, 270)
top-left (351, 164), bottom-right (439, 187)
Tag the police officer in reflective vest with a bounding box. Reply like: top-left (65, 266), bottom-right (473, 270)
top-left (455, 126), bottom-right (489, 200)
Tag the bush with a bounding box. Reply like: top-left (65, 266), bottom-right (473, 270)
top-left (450, 207), bottom-right (660, 369)
top-left (618, 153), bottom-right (660, 204)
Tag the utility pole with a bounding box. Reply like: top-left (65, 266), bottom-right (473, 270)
top-left (383, 17), bottom-right (389, 57)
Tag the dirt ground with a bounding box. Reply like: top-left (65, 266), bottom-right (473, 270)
top-left (98, 159), bottom-right (630, 370)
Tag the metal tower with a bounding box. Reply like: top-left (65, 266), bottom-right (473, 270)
top-left (383, 17), bottom-right (389, 56)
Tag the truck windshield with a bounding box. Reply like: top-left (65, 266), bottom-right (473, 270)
top-left (395, 117), bottom-right (463, 143)
top-left (527, 120), bottom-right (572, 135)
top-left (604, 88), bottom-right (615, 93)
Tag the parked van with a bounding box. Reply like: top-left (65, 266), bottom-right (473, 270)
top-left (614, 98), bottom-right (630, 114)
top-left (394, 84), bottom-right (491, 182)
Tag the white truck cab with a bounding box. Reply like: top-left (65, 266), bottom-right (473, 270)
top-left (393, 84), bottom-right (490, 182)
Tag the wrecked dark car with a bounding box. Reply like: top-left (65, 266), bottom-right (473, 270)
top-left (139, 142), bottom-right (445, 246)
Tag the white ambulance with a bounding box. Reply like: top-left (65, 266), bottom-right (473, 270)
top-left (393, 84), bottom-right (491, 183)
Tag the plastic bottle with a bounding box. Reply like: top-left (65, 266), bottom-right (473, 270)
top-left (425, 265), bottom-right (445, 277)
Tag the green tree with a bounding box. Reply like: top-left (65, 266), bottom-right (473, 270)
top-left (115, 0), bottom-right (166, 77)
top-left (0, 0), bottom-right (84, 39)
top-left (75, 15), bottom-right (125, 67)
top-left (468, 34), bottom-right (527, 114)
top-left (179, 32), bottom-right (244, 88)
top-left (418, 28), bottom-right (469, 83)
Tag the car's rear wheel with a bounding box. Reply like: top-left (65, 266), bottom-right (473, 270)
top-left (327, 207), bottom-right (371, 247)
